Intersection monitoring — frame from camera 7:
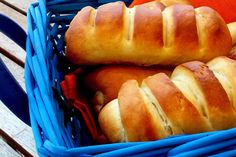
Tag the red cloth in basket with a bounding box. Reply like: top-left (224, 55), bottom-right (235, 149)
top-left (60, 69), bottom-right (107, 143)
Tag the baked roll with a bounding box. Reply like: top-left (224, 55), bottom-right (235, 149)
top-left (65, 1), bottom-right (232, 66)
top-left (99, 56), bottom-right (236, 142)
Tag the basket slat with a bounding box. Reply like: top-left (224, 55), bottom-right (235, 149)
top-left (47, 2), bottom-right (99, 13)
top-left (168, 128), bottom-right (236, 156)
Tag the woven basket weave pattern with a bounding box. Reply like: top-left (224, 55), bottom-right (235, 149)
top-left (26, 0), bottom-right (236, 156)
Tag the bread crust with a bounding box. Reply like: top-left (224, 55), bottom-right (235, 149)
top-left (118, 80), bottom-right (172, 141)
top-left (207, 57), bottom-right (236, 110)
top-left (98, 99), bottom-right (127, 142)
top-left (143, 73), bottom-right (213, 133)
top-left (194, 7), bottom-right (232, 61)
top-left (227, 22), bottom-right (236, 45)
top-left (174, 61), bottom-right (236, 130)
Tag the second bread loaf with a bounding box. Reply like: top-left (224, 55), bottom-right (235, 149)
top-left (99, 56), bottom-right (236, 142)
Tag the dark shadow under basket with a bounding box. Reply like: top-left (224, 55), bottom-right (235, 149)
top-left (25, 0), bottom-right (236, 156)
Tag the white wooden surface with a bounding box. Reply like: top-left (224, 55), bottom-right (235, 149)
top-left (0, 0), bottom-right (37, 156)
top-left (0, 138), bottom-right (21, 157)
top-left (0, 102), bottom-right (37, 156)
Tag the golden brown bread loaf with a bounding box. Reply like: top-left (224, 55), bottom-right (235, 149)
top-left (98, 56), bottom-right (236, 142)
top-left (83, 65), bottom-right (172, 114)
top-left (65, 1), bottom-right (232, 66)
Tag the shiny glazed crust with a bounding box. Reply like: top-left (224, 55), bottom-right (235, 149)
top-left (143, 73), bottom-right (213, 133)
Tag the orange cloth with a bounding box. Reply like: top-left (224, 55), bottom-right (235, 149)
top-left (130, 0), bottom-right (236, 23)
top-left (129, 0), bottom-right (153, 7)
top-left (188, 0), bottom-right (236, 23)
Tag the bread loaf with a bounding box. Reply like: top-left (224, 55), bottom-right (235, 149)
top-left (83, 65), bottom-right (172, 114)
top-left (98, 56), bottom-right (236, 142)
top-left (65, 1), bottom-right (232, 66)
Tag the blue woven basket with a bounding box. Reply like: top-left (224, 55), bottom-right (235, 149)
top-left (25, 0), bottom-right (236, 156)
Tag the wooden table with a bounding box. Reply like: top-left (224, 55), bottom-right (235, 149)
top-left (0, 0), bottom-right (37, 156)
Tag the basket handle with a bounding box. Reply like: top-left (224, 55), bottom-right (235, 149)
top-left (0, 14), bottom-right (30, 126)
